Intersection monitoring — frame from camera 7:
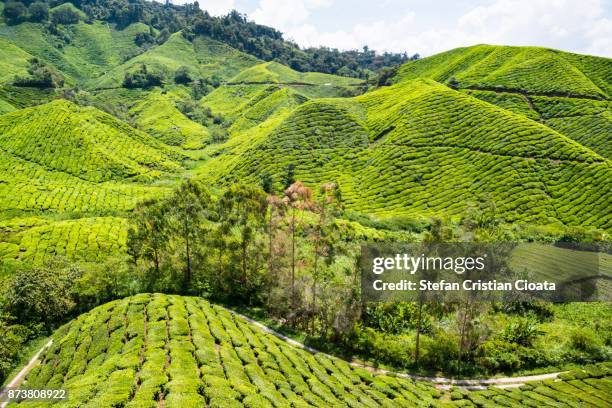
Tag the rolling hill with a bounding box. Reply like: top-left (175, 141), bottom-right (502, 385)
top-left (0, 99), bottom-right (178, 263)
top-left (200, 78), bottom-right (611, 228)
top-left (12, 293), bottom-right (612, 407)
top-left (393, 44), bottom-right (610, 99)
top-left (0, 99), bottom-right (182, 182)
top-left (395, 45), bottom-right (612, 161)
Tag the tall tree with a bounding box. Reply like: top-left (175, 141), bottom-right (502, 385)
top-left (283, 181), bottom-right (312, 312)
top-left (128, 198), bottom-right (168, 289)
top-left (218, 185), bottom-right (268, 303)
top-left (309, 182), bottom-right (342, 333)
top-left (167, 179), bottom-right (211, 292)
top-left (265, 194), bottom-right (286, 309)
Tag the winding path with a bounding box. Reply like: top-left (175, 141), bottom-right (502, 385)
top-left (0, 340), bottom-right (53, 408)
top-left (224, 307), bottom-right (565, 390)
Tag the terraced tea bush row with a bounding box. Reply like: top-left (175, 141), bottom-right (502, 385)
top-left (448, 364), bottom-right (612, 407)
top-left (0, 100), bottom-right (183, 183)
top-left (455, 91), bottom-right (610, 160)
top-left (0, 216), bottom-right (129, 262)
top-left (11, 294), bottom-right (611, 407)
top-left (530, 97), bottom-right (611, 159)
top-left (461, 90), bottom-right (539, 120)
top-left (0, 85), bottom-right (56, 109)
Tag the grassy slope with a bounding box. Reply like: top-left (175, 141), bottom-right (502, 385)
top-left (12, 294), bottom-right (612, 407)
top-left (0, 21), bottom-right (150, 85)
top-left (228, 61), bottom-right (363, 98)
top-left (395, 44), bottom-right (612, 161)
top-left (201, 79), bottom-right (611, 228)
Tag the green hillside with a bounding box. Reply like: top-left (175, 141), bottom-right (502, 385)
top-left (227, 62), bottom-right (362, 98)
top-left (0, 100), bottom-right (179, 263)
top-left (0, 37), bottom-right (31, 84)
top-left (202, 79), bottom-right (611, 228)
top-left (12, 294), bottom-right (612, 407)
top-left (90, 33), bottom-right (258, 88)
top-left (393, 44), bottom-right (611, 99)
top-left (0, 99), bottom-right (182, 182)
top-left (0, 21), bottom-right (152, 85)
top-left (130, 89), bottom-right (211, 149)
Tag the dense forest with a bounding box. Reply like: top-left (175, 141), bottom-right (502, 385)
top-left (1, 0), bottom-right (417, 78)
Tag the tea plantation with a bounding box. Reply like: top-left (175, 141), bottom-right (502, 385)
top-left (9, 294), bottom-right (612, 407)
top-left (393, 45), bottom-right (611, 99)
top-left (210, 79), bottom-right (611, 228)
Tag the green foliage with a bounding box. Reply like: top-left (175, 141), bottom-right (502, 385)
top-left (13, 57), bottom-right (63, 88)
top-left (2, 1), bottom-right (26, 24)
top-left (123, 63), bottom-right (163, 88)
top-left (0, 319), bottom-right (31, 384)
top-left (501, 317), bottom-right (544, 346)
top-left (28, 2), bottom-right (49, 23)
top-left (50, 2), bottom-right (83, 25)
top-left (2, 261), bottom-right (78, 330)
top-left (173, 65), bottom-right (191, 84)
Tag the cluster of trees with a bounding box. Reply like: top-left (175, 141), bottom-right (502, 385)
top-left (187, 10), bottom-right (418, 78)
top-left (2, 0), bottom-right (81, 24)
top-left (13, 57), bottom-right (64, 88)
top-left (3, 1), bottom-right (47, 23)
top-left (128, 179), bottom-right (356, 335)
top-left (2, 0), bottom-right (416, 78)
top-left (122, 63), bottom-right (163, 88)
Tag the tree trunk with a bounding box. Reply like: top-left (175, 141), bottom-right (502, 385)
top-left (185, 231), bottom-right (191, 290)
top-left (291, 208), bottom-right (296, 309)
top-left (415, 297), bottom-right (423, 366)
top-left (267, 207), bottom-right (274, 309)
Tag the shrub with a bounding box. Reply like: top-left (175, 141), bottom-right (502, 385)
top-left (2, 1), bottom-right (26, 23)
top-left (2, 262), bottom-right (79, 330)
top-left (28, 2), bottom-right (49, 22)
top-left (211, 128), bottom-right (228, 143)
top-left (501, 317), bottom-right (543, 346)
top-left (50, 3), bottom-right (82, 25)
top-left (123, 64), bottom-right (164, 88)
top-left (13, 58), bottom-right (64, 88)
top-left (477, 339), bottom-right (521, 371)
top-left (569, 327), bottom-right (604, 354)
top-left (174, 66), bottom-right (193, 84)
top-left (134, 31), bottom-right (155, 47)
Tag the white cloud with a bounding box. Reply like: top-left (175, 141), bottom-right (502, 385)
top-left (584, 18), bottom-right (612, 56)
top-left (250, 0), bottom-right (611, 57)
top-left (251, 0), bottom-right (332, 29)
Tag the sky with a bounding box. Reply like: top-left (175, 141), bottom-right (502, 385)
top-left (173, 0), bottom-right (612, 57)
